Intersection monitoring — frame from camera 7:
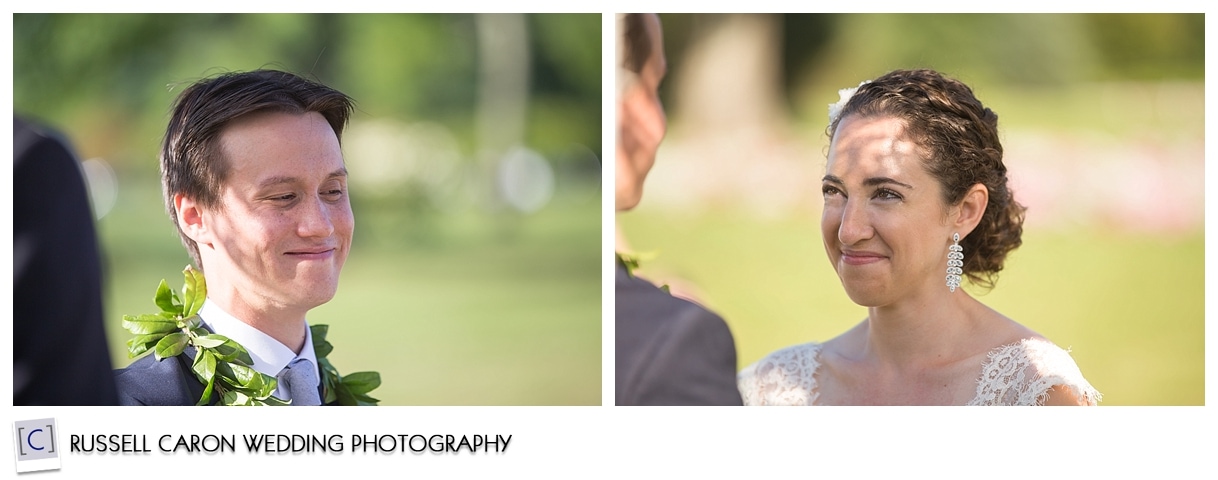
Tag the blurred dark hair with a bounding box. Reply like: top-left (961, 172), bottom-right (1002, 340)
top-left (160, 69), bottom-right (354, 269)
top-left (829, 68), bottom-right (1025, 289)
top-left (622, 13), bottom-right (652, 74)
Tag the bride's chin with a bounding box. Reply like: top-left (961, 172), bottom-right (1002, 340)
top-left (839, 281), bottom-right (889, 307)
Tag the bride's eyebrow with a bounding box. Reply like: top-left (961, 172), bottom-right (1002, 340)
top-left (821, 174), bottom-right (913, 190)
top-left (863, 177), bottom-right (913, 189)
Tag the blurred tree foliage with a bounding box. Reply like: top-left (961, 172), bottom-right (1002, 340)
top-left (1084, 14), bottom-right (1205, 80)
top-left (658, 13), bottom-right (1203, 123)
top-left (13, 13), bottom-right (601, 171)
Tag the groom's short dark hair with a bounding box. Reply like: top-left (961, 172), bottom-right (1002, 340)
top-left (159, 69), bottom-right (353, 269)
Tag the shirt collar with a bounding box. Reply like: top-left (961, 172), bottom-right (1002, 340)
top-left (198, 299), bottom-right (319, 398)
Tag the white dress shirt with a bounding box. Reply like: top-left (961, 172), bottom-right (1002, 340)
top-left (198, 300), bottom-right (319, 402)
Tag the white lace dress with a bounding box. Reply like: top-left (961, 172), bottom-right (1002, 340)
top-left (738, 337), bottom-right (1101, 406)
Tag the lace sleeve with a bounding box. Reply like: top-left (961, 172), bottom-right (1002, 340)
top-left (970, 338), bottom-right (1102, 406)
top-left (737, 343), bottom-right (822, 406)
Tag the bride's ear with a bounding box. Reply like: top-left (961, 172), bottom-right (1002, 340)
top-left (174, 193), bottom-right (211, 245)
top-left (953, 183), bottom-right (989, 236)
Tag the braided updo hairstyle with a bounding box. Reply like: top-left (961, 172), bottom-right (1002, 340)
top-left (828, 69), bottom-right (1025, 289)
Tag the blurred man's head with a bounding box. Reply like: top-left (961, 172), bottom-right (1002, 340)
top-left (616, 13), bottom-right (667, 212)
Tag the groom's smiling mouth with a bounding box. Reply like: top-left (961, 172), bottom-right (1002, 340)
top-left (285, 247), bottom-right (337, 260)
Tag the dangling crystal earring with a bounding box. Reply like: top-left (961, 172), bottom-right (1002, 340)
top-left (946, 233), bottom-right (963, 292)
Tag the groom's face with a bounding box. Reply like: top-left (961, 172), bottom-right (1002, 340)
top-left (196, 111), bottom-right (354, 313)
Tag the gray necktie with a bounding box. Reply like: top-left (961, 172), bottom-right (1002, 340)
top-left (280, 358), bottom-right (321, 406)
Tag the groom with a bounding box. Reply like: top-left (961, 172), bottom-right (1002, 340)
top-left (615, 14), bottom-right (743, 406)
top-left (114, 70), bottom-right (355, 406)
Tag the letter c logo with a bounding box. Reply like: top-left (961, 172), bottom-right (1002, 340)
top-left (26, 428), bottom-right (44, 451)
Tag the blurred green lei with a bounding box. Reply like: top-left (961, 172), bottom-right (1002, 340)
top-left (615, 251), bottom-right (669, 293)
top-left (122, 266), bottom-right (380, 406)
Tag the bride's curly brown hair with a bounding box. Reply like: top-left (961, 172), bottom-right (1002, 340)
top-left (828, 69), bottom-right (1026, 289)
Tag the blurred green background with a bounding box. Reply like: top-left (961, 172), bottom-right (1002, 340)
top-left (15, 13), bottom-right (601, 405)
top-left (618, 14), bottom-right (1203, 405)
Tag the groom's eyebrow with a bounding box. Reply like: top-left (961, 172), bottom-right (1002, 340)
top-left (256, 168), bottom-right (349, 188)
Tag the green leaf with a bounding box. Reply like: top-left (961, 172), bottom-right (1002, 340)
top-left (193, 334), bottom-right (229, 348)
top-left (154, 279), bottom-right (180, 314)
top-left (224, 363), bottom-right (258, 386)
top-left (317, 357), bottom-right (337, 375)
top-left (197, 375), bottom-right (215, 406)
top-left (248, 372), bottom-right (277, 398)
top-left (220, 364), bottom-right (276, 398)
top-left (259, 395), bottom-right (291, 406)
top-left (214, 362), bottom-right (236, 383)
top-left (127, 333), bottom-right (166, 358)
top-left (182, 266), bottom-right (207, 318)
top-left (211, 339), bottom-right (253, 365)
top-left (123, 314), bottom-right (178, 335)
top-left (341, 372), bottom-right (381, 395)
top-left (314, 339), bottom-right (333, 358)
top-left (335, 384), bottom-right (357, 406)
top-left (153, 332), bottom-right (189, 360)
top-left (260, 384), bottom-right (279, 399)
top-left (222, 390), bottom-right (253, 406)
top-left (191, 349), bottom-right (217, 380)
top-left (353, 392), bottom-right (380, 405)
top-left (311, 324), bottom-right (329, 344)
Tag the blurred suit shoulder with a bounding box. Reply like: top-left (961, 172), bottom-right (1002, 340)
top-left (615, 263), bottom-right (743, 406)
top-left (14, 116), bottom-right (119, 405)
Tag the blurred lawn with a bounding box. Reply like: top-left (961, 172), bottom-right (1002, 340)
top-left (100, 169), bottom-right (601, 405)
top-left (619, 208), bottom-right (1203, 406)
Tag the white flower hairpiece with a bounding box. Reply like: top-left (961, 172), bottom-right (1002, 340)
top-left (828, 80), bottom-right (871, 124)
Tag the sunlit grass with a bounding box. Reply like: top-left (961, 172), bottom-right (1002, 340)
top-left (619, 208), bottom-right (1203, 406)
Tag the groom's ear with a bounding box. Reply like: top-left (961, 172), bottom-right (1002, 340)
top-left (174, 193), bottom-right (212, 245)
top-left (953, 183), bottom-right (989, 235)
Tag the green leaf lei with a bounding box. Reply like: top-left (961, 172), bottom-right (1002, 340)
top-left (123, 266), bottom-right (381, 406)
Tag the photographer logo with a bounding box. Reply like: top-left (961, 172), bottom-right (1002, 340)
top-left (12, 418), bottom-right (60, 473)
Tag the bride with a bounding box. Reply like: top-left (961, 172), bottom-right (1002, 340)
top-left (737, 69), bottom-right (1100, 406)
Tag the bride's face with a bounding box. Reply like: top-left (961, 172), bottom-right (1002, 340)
top-left (822, 114), bottom-right (954, 307)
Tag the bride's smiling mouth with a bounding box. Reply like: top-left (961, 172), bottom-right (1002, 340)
top-left (840, 249), bottom-right (886, 266)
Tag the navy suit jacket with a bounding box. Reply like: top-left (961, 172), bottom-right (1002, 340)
top-left (115, 346), bottom-right (329, 406)
top-left (615, 262), bottom-right (743, 406)
top-left (114, 348), bottom-right (210, 406)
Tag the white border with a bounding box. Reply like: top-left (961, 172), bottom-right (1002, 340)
top-left (5, 6), bottom-right (1216, 478)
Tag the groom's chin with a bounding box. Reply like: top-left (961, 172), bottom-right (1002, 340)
top-left (615, 184), bottom-right (643, 212)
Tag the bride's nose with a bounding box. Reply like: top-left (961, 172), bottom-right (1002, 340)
top-left (837, 198), bottom-right (873, 246)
